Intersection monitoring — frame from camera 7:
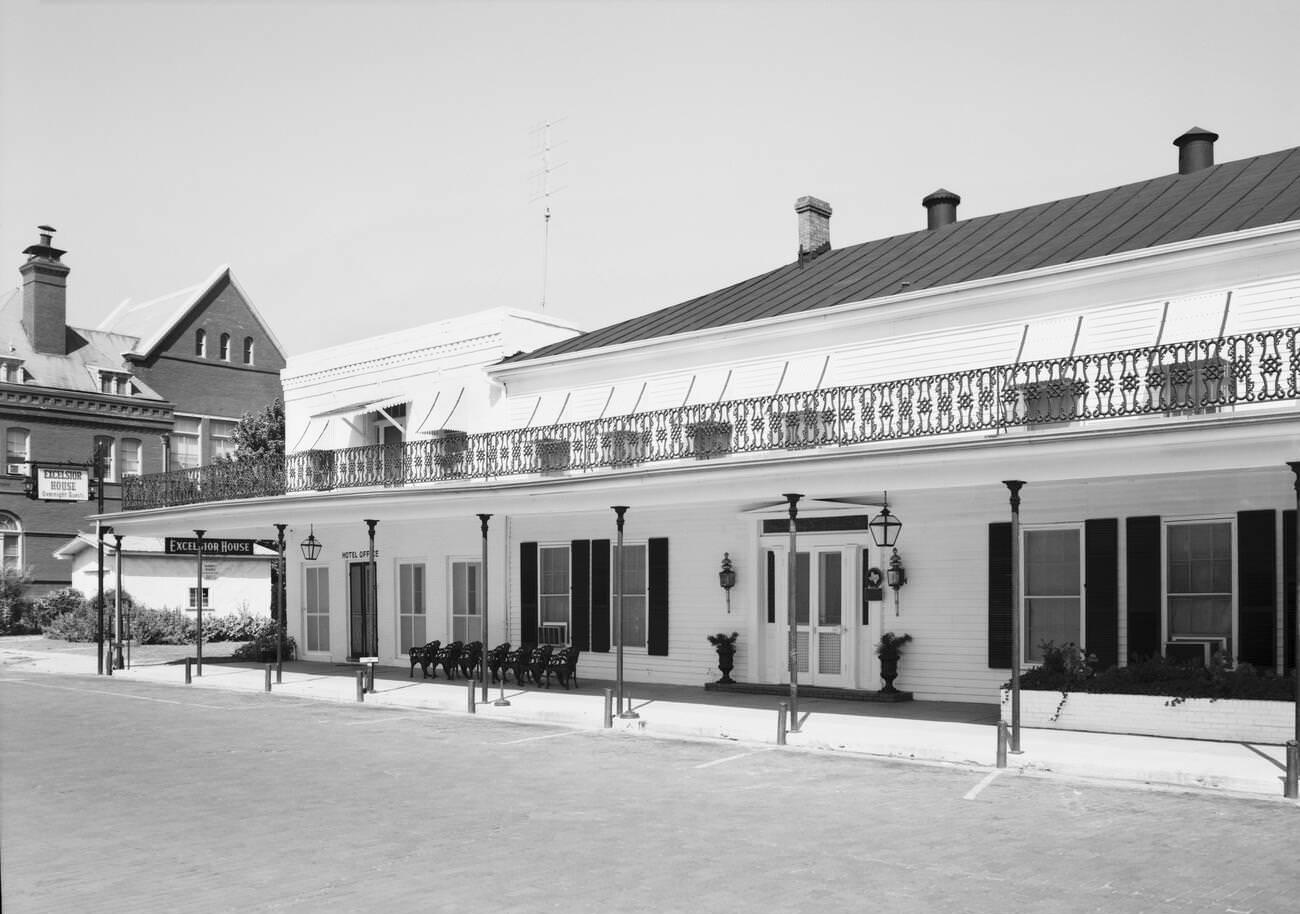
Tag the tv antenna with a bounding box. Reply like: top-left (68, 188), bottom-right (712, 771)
top-left (530, 118), bottom-right (568, 311)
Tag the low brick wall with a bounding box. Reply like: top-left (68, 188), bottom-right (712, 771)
top-left (1000, 689), bottom-right (1296, 744)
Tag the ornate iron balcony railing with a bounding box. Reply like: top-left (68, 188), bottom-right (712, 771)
top-left (122, 326), bottom-right (1299, 510)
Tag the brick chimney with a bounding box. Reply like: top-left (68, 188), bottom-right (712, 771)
top-left (20, 225), bottom-right (69, 355)
top-left (1173, 127), bottom-right (1218, 175)
top-left (795, 196), bottom-right (832, 262)
top-left (922, 189), bottom-right (961, 230)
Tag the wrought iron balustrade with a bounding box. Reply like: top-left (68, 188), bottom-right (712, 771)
top-left (122, 326), bottom-right (1299, 510)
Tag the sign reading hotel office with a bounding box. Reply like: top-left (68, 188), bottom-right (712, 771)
top-left (165, 537), bottom-right (256, 556)
top-left (35, 466), bottom-right (91, 502)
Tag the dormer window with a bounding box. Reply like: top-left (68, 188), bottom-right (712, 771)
top-left (99, 371), bottom-right (133, 396)
top-left (219, 333), bottom-right (231, 361)
top-left (195, 329), bottom-right (207, 357)
top-left (0, 358), bottom-right (24, 384)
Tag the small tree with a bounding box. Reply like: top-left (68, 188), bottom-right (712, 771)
top-left (0, 566), bottom-right (33, 634)
top-left (228, 399), bottom-right (285, 461)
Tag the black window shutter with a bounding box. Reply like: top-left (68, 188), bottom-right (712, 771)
top-left (520, 542), bottom-right (538, 646)
top-left (988, 522), bottom-right (1012, 669)
top-left (570, 539), bottom-right (591, 651)
top-left (1285, 510), bottom-right (1296, 672)
top-left (590, 539), bottom-right (611, 653)
top-left (766, 550), bottom-right (776, 624)
top-left (1126, 516), bottom-right (1161, 661)
top-left (1237, 510), bottom-right (1276, 667)
top-left (647, 537), bottom-right (669, 656)
top-left (1084, 518), bottom-right (1119, 669)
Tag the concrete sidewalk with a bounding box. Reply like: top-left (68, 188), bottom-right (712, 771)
top-left (2, 642), bottom-right (1295, 802)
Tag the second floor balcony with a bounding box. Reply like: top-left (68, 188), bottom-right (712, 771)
top-left (122, 326), bottom-right (1300, 511)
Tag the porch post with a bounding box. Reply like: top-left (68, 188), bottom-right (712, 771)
top-left (478, 514), bottom-right (492, 703)
top-left (784, 493), bottom-right (802, 732)
top-left (365, 520), bottom-right (379, 660)
top-left (275, 523), bottom-right (287, 680)
top-left (194, 529), bottom-right (205, 676)
top-left (113, 534), bottom-right (124, 670)
top-left (1286, 462), bottom-right (1300, 798)
top-left (1003, 481), bottom-right (1025, 754)
top-left (612, 506), bottom-right (637, 718)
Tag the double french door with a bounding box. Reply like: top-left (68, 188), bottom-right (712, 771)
top-left (773, 546), bottom-right (854, 688)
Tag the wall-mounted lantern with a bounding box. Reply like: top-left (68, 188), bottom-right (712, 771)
top-left (300, 525), bottom-right (323, 561)
top-left (887, 548), bottom-right (907, 591)
top-left (718, 553), bottom-right (737, 612)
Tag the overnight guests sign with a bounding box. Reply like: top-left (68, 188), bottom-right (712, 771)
top-left (164, 538), bottom-right (256, 556)
top-left (36, 466), bottom-right (90, 501)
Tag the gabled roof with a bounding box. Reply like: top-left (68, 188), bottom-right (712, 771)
top-left (515, 144), bottom-right (1300, 361)
top-left (0, 287), bottom-right (167, 398)
top-left (97, 265), bottom-right (286, 360)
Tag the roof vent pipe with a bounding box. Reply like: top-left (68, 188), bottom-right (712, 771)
top-left (794, 196), bottom-right (832, 263)
top-left (1173, 127), bottom-right (1218, 175)
top-left (922, 189), bottom-right (960, 230)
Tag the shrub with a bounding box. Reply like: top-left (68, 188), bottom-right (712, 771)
top-left (132, 607), bottom-right (196, 645)
top-left (1015, 643), bottom-right (1294, 701)
top-left (205, 610), bottom-right (266, 643)
top-left (231, 628), bottom-right (296, 662)
top-left (32, 588), bottom-right (91, 632)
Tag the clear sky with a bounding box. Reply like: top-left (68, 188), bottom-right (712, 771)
top-left (2, 0), bottom-right (1298, 358)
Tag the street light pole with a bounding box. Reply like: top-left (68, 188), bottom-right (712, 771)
top-left (1003, 480), bottom-right (1025, 754)
top-left (113, 533), bottom-right (124, 671)
top-left (194, 529), bottom-right (205, 676)
top-left (784, 493), bottom-right (802, 732)
top-left (478, 513), bottom-right (492, 704)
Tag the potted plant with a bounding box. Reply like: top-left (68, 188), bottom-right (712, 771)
top-left (875, 631), bottom-right (912, 693)
top-left (707, 631), bottom-right (739, 684)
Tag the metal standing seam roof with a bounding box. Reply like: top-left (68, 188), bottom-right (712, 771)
top-left (511, 145), bottom-right (1300, 362)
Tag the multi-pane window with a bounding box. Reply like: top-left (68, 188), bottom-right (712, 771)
top-left (94, 436), bottom-right (117, 482)
top-left (219, 333), bottom-right (231, 361)
top-left (195, 329), bottom-right (206, 357)
top-left (187, 587), bottom-right (210, 610)
top-left (1023, 527), bottom-right (1082, 663)
top-left (0, 359), bottom-right (23, 383)
top-left (99, 372), bottom-right (132, 396)
top-left (451, 560), bottom-right (481, 642)
top-left (5, 428), bottom-right (29, 475)
top-left (398, 562), bottom-right (427, 654)
top-left (538, 546), bottom-right (570, 643)
top-left (243, 337), bottom-right (254, 364)
top-left (1166, 520), bottom-right (1233, 657)
top-left (0, 513), bottom-right (22, 571)
top-left (210, 419), bottom-right (237, 461)
top-left (303, 565), bottom-right (330, 652)
top-left (172, 416), bottom-right (201, 469)
top-left (614, 543), bottom-right (647, 648)
top-left (120, 438), bottom-right (142, 477)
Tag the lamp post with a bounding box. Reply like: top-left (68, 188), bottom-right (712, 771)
top-left (1286, 462), bottom-right (1300, 798)
top-left (612, 506), bottom-right (637, 719)
top-left (1003, 480), bottom-right (1026, 754)
top-left (783, 493), bottom-right (802, 732)
top-left (194, 529), bottom-right (205, 677)
top-left (275, 523), bottom-right (287, 682)
top-left (478, 514), bottom-right (492, 704)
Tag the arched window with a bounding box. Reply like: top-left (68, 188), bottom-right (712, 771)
top-left (219, 333), bottom-right (231, 361)
top-left (243, 337), bottom-right (254, 364)
top-left (195, 329), bottom-right (207, 357)
top-left (0, 512), bottom-right (22, 572)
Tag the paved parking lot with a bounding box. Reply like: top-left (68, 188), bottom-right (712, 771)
top-left (2, 672), bottom-right (1297, 913)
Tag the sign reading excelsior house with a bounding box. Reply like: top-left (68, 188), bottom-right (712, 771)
top-left (35, 466), bottom-right (91, 502)
top-left (164, 537), bottom-right (256, 556)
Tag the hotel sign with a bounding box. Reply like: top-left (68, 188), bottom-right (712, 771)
top-left (34, 465), bottom-right (91, 502)
top-left (165, 537), bottom-right (256, 556)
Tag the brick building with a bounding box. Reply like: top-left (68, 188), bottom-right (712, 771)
top-left (0, 226), bottom-right (284, 597)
